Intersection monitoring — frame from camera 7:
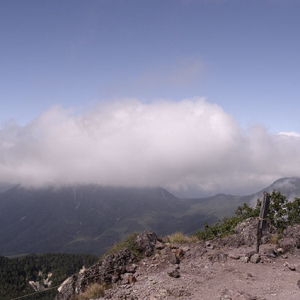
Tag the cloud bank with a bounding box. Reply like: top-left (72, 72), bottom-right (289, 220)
top-left (1, 98), bottom-right (300, 196)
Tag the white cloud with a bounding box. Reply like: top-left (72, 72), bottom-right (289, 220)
top-left (1, 97), bottom-right (300, 196)
top-left (278, 131), bottom-right (300, 138)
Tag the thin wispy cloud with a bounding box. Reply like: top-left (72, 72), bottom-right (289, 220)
top-left (138, 59), bottom-right (204, 90)
top-left (1, 98), bottom-right (300, 196)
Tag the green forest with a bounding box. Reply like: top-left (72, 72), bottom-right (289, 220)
top-left (0, 253), bottom-right (98, 300)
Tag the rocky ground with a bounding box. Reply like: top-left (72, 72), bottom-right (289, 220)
top-left (101, 242), bottom-right (300, 300)
top-left (56, 221), bottom-right (300, 300)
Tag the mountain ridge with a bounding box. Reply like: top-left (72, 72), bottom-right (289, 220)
top-left (1, 177), bottom-right (299, 257)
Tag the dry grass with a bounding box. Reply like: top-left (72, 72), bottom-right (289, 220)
top-left (72, 283), bottom-right (109, 300)
top-left (269, 233), bottom-right (282, 244)
top-left (163, 232), bottom-right (198, 244)
top-left (99, 232), bottom-right (142, 263)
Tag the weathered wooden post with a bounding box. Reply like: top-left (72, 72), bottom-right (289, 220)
top-left (256, 192), bottom-right (271, 253)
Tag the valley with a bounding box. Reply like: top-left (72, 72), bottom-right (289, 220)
top-left (0, 177), bottom-right (299, 257)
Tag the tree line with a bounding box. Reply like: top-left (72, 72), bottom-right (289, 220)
top-left (0, 252), bottom-right (98, 300)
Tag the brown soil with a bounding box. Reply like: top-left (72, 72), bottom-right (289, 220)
top-left (99, 242), bottom-right (300, 300)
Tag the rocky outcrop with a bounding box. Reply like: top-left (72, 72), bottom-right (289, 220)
top-left (215, 217), bottom-right (276, 248)
top-left (28, 271), bottom-right (53, 292)
top-left (28, 281), bottom-right (46, 292)
top-left (278, 224), bottom-right (300, 254)
top-left (55, 262), bottom-right (101, 300)
top-left (99, 232), bottom-right (300, 300)
top-left (134, 231), bottom-right (160, 257)
top-left (100, 249), bottom-right (137, 283)
top-left (55, 249), bottom-right (137, 300)
top-left (55, 231), bottom-right (158, 300)
top-left (56, 225), bottom-right (300, 300)
top-left (235, 217), bottom-right (276, 245)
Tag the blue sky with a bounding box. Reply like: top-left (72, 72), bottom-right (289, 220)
top-left (1, 0), bottom-right (300, 132)
top-left (1, 0), bottom-right (300, 195)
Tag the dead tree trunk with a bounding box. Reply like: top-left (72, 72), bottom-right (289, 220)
top-left (256, 192), bottom-right (271, 253)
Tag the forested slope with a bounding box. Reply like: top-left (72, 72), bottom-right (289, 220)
top-left (0, 253), bottom-right (98, 300)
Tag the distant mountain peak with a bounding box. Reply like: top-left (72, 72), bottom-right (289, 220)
top-left (254, 177), bottom-right (300, 202)
top-left (272, 176), bottom-right (300, 186)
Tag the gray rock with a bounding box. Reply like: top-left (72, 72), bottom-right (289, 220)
top-left (228, 253), bottom-right (240, 260)
top-left (55, 248), bottom-right (136, 300)
top-left (155, 241), bottom-right (165, 250)
top-left (168, 269), bottom-right (180, 278)
top-left (278, 225), bottom-right (300, 254)
top-left (208, 252), bottom-right (228, 264)
top-left (215, 217), bottom-right (277, 248)
top-left (284, 262), bottom-right (296, 271)
top-left (126, 265), bottom-right (136, 273)
top-left (267, 252), bottom-right (276, 258)
top-left (245, 251), bottom-right (257, 258)
top-left (100, 248), bottom-right (137, 283)
top-left (240, 256), bottom-right (249, 263)
top-left (120, 273), bottom-right (130, 284)
top-left (169, 252), bottom-right (180, 264)
top-left (134, 231), bottom-right (160, 257)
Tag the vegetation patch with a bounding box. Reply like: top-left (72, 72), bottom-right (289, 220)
top-left (163, 232), bottom-right (198, 244)
top-left (196, 201), bottom-right (261, 241)
top-left (196, 191), bottom-right (300, 241)
top-left (269, 233), bottom-right (282, 245)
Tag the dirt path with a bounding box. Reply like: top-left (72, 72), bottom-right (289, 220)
top-left (100, 242), bottom-right (300, 300)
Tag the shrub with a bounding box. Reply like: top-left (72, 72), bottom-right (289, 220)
top-left (195, 191), bottom-right (300, 241)
top-left (268, 191), bottom-right (300, 231)
top-left (195, 201), bottom-right (260, 241)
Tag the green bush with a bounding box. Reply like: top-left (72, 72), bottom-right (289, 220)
top-left (268, 191), bottom-right (300, 231)
top-left (196, 201), bottom-right (261, 241)
top-left (196, 191), bottom-right (300, 241)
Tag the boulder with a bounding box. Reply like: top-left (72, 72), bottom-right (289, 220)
top-left (216, 217), bottom-right (276, 248)
top-left (55, 248), bottom-right (136, 300)
top-left (169, 252), bottom-right (180, 264)
top-left (235, 217), bottom-right (275, 246)
top-left (134, 231), bottom-right (160, 257)
top-left (100, 248), bottom-right (137, 283)
top-left (55, 263), bottom-right (101, 300)
top-left (208, 252), bottom-right (228, 264)
top-left (278, 224), bottom-right (300, 254)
